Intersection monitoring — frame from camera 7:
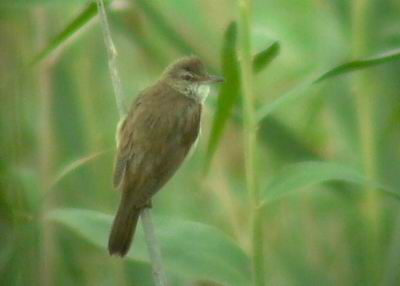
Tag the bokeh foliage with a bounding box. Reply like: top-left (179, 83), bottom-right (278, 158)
top-left (1, 0), bottom-right (400, 285)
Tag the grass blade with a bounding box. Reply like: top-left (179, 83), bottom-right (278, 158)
top-left (261, 161), bottom-right (400, 206)
top-left (204, 22), bottom-right (240, 172)
top-left (252, 41), bottom-right (280, 73)
top-left (48, 208), bottom-right (251, 286)
top-left (30, 2), bottom-right (99, 65)
top-left (315, 48), bottom-right (400, 83)
top-left (256, 48), bottom-right (400, 123)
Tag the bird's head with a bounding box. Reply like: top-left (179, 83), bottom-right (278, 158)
top-left (162, 56), bottom-right (223, 102)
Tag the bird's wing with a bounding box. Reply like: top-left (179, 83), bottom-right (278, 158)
top-left (112, 95), bottom-right (144, 189)
top-left (113, 158), bottom-right (126, 189)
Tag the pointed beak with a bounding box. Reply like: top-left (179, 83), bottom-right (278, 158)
top-left (203, 74), bottom-right (224, 84)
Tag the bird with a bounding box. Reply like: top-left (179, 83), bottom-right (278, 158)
top-left (108, 56), bottom-right (223, 256)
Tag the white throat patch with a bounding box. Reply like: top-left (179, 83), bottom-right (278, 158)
top-left (170, 80), bottom-right (211, 103)
top-left (193, 84), bottom-right (210, 103)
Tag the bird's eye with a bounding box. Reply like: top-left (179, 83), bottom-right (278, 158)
top-left (182, 74), bottom-right (193, 80)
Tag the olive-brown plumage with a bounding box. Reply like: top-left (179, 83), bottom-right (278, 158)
top-left (108, 56), bottom-right (222, 256)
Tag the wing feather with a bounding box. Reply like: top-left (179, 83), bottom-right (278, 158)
top-left (112, 97), bottom-right (142, 189)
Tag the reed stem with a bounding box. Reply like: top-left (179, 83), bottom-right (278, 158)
top-left (237, 0), bottom-right (265, 285)
top-left (351, 0), bottom-right (380, 283)
top-left (35, 7), bottom-right (55, 286)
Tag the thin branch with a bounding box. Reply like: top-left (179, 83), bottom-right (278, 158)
top-left (95, 1), bottom-right (168, 285)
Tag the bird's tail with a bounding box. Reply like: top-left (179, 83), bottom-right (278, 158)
top-left (108, 196), bottom-right (141, 257)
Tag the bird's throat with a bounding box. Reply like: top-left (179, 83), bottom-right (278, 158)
top-left (193, 84), bottom-right (210, 103)
top-left (167, 79), bottom-right (210, 103)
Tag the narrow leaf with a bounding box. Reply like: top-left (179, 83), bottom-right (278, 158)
top-left (204, 22), bottom-right (241, 171)
top-left (48, 208), bottom-right (251, 286)
top-left (31, 2), bottom-right (99, 65)
top-left (256, 48), bottom-right (400, 123)
top-left (261, 161), bottom-right (399, 206)
top-left (315, 48), bottom-right (400, 83)
top-left (252, 41), bottom-right (280, 73)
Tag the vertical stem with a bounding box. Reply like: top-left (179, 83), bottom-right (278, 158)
top-left (95, 1), bottom-right (167, 285)
top-left (239, 0), bottom-right (257, 205)
top-left (96, 0), bottom-right (127, 117)
top-left (141, 209), bottom-right (168, 286)
top-left (351, 0), bottom-right (379, 283)
top-left (251, 208), bottom-right (265, 286)
top-left (351, 0), bottom-right (378, 234)
top-left (237, 1), bottom-right (264, 285)
top-left (35, 8), bottom-right (55, 286)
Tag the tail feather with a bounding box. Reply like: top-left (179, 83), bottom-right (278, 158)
top-left (108, 199), bottom-right (141, 257)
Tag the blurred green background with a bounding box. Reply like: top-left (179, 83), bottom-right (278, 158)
top-left (1, 0), bottom-right (400, 285)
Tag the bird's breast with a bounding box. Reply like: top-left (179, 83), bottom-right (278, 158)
top-left (174, 100), bottom-right (202, 146)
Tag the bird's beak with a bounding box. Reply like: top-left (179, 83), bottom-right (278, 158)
top-left (203, 74), bottom-right (224, 84)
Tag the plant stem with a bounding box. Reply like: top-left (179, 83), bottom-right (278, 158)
top-left (351, 0), bottom-right (379, 283)
top-left (351, 0), bottom-right (379, 235)
top-left (238, 0), bottom-right (258, 210)
top-left (35, 7), bottom-right (55, 286)
top-left (237, 0), bottom-right (264, 285)
top-left (251, 208), bottom-right (265, 286)
top-left (96, 0), bottom-right (127, 117)
top-left (141, 209), bottom-right (168, 286)
top-left (95, 1), bottom-right (167, 285)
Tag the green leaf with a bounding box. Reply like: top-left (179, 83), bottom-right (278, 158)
top-left (204, 34), bottom-right (280, 170)
top-left (256, 48), bottom-right (400, 123)
top-left (31, 2), bottom-right (99, 65)
top-left (204, 22), bottom-right (241, 172)
top-left (315, 48), bottom-right (400, 83)
top-left (261, 161), bottom-right (399, 206)
top-left (252, 41), bottom-right (280, 73)
top-left (48, 208), bottom-right (251, 286)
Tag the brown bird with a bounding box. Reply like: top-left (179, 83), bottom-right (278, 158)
top-left (108, 56), bottom-right (223, 256)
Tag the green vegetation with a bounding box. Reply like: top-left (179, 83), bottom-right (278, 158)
top-left (1, 0), bottom-right (400, 285)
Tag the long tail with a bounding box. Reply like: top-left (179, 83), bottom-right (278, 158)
top-left (108, 196), bottom-right (141, 257)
